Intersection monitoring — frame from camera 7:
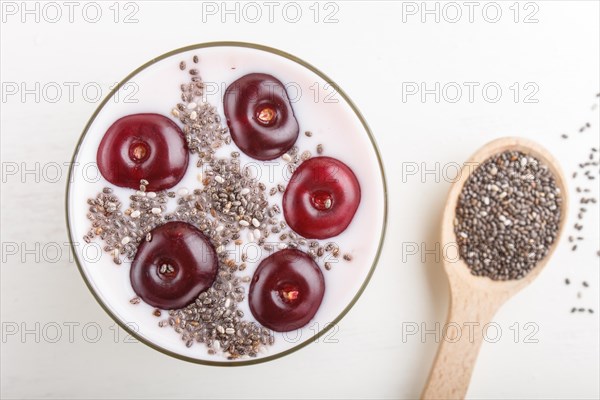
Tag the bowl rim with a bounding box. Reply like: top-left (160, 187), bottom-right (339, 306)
top-left (65, 41), bottom-right (389, 366)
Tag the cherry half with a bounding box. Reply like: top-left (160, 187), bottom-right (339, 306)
top-left (283, 157), bottom-right (361, 239)
top-left (97, 113), bottom-right (189, 191)
top-left (249, 249), bottom-right (325, 332)
top-left (223, 73), bottom-right (299, 160)
top-left (130, 221), bottom-right (218, 309)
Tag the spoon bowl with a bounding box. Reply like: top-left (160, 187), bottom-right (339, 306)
top-left (422, 137), bottom-right (569, 399)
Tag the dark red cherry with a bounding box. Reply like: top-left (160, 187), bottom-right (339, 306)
top-left (97, 113), bottom-right (188, 191)
top-left (223, 73), bottom-right (299, 160)
top-left (283, 157), bottom-right (361, 239)
top-left (130, 221), bottom-right (217, 309)
top-left (249, 249), bottom-right (325, 332)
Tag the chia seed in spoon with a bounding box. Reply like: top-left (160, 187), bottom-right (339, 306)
top-left (455, 150), bottom-right (562, 280)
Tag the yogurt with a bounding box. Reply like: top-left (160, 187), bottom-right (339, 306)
top-left (66, 43), bottom-right (386, 364)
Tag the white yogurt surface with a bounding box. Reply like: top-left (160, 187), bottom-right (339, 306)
top-left (66, 44), bottom-right (386, 364)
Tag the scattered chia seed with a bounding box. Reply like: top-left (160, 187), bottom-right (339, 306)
top-left (566, 127), bottom-right (599, 279)
top-left (317, 144), bottom-right (324, 154)
top-left (558, 94), bottom-right (599, 313)
top-left (455, 151), bottom-right (562, 280)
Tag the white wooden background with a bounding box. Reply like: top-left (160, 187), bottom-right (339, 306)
top-left (1, 1), bottom-right (599, 399)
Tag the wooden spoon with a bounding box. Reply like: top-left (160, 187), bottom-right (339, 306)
top-left (421, 137), bottom-right (569, 400)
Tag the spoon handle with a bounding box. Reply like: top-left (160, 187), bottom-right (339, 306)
top-left (421, 293), bottom-right (499, 400)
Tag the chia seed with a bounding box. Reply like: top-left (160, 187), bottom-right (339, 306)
top-left (455, 151), bottom-right (562, 280)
